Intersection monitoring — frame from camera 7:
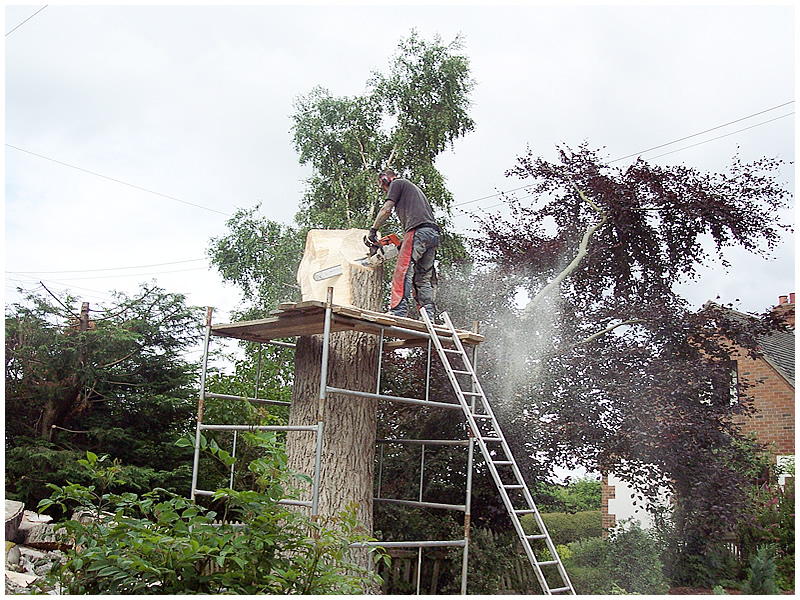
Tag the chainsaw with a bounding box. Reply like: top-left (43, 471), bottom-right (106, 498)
top-left (360, 233), bottom-right (401, 267)
top-left (311, 233), bottom-right (401, 281)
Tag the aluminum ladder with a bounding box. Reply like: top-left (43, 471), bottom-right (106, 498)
top-left (420, 309), bottom-right (575, 595)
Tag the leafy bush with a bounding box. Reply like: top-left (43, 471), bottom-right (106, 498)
top-left (738, 477), bottom-right (794, 590)
top-left (458, 528), bottom-right (517, 594)
top-left (6, 440), bottom-right (194, 519)
top-left (650, 499), bottom-right (743, 589)
top-left (564, 522), bottom-right (668, 595)
top-left (560, 537), bottom-right (610, 594)
top-left (539, 476), bottom-right (602, 512)
top-left (37, 445), bottom-right (386, 594)
top-left (606, 521), bottom-right (669, 594)
top-left (5, 441), bottom-right (89, 513)
top-left (742, 545), bottom-right (780, 595)
top-left (521, 510), bottom-right (602, 545)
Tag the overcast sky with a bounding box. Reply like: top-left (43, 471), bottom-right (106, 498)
top-left (5, 3), bottom-right (795, 328)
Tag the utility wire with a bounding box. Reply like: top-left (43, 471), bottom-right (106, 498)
top-left (6, 144), bottom-right (232, 217)
top-left (609, 101), bottom-right (794, 163)
top-left (5, 5), bottom-right (47, 37)
top-left (7, 105), bottom-right (791, 281)
top-left (41, 267), bottom-right (210, 282)
top-left (7, 267), bottom-right (210, 282)
top-left (8, 97), bottom-right (790, 278)
top-left (641, 113), bottom-right (794, 161)
top-left (8, 258), bottom-right (208, 275)
top-left (451, 110), bottom-right (792, 220)
top-left (451, 101), bottom-right (795, 210)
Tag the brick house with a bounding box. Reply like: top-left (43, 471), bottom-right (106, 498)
top-left (601, 294), bottom-right (796, 533)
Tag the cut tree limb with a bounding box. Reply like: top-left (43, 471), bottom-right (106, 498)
top-left (523, 187), bottom-right (607, 318)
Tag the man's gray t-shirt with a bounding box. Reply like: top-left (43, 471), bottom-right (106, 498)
top-left (386, 178), bottom-right (437, 232)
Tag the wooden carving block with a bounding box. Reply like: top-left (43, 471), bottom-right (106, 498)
top-left (296, 228), bottom-right (376, 306)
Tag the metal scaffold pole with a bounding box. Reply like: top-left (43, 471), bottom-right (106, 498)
top-left (185, 297), bottom-right (535, 594)
top-left (461, 334), bottom-right (480, 595)
top-left (312, 287), bottom-right (335, 517)
top-left (190, 307), bottom-right (213, 501)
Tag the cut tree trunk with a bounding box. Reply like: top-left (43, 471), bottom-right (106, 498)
top-left (286, 263), bottom-right (383, 580)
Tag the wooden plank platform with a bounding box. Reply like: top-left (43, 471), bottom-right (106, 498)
top-left (211, 301), bottom-right (483, 347)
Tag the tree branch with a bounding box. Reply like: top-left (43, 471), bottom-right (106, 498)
top-left (357, 137), bottom-right (369, 171)
top-left (100, 346), bottom-right (142, 369)
top-left (523, 187), bottom-right (607, 318)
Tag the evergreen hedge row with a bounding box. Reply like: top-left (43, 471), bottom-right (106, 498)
top-left (520, 510), bottom-right (603, 545)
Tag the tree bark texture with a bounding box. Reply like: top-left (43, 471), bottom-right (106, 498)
top-left (286, 266), bottom-right (383, 575)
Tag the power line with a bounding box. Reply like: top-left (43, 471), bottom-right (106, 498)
top-left (609, 101), bottom-right (794, 163)
top-left (5, 274), bottom-right (122, 303)
top-left (451, 101), bottom-right (795, 211)
top-left (5, 144), bottom-right (232, 217)
top-left (642, 113), bottom-right (794, 161)
top-left (5, 5), bottom-right (47, 37)
top-left (7, 267), bottom-right (210, 282)
top-left (452, 185), bottom-right (530, 208)
top-left (8, 258), bottom-right (208, 275)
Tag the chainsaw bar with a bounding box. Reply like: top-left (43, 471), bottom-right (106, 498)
top-left (312, 264), bottom-right (344, 281)
top-left (313, 234), bottom-right (400, 280)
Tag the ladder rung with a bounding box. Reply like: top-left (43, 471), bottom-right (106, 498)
top-left (527, 534), bottom-right (547, 540)
top-left (452, 369), bottom-right (471, 375)
top-left (550, 587), bottom-right (572, 594)
top-left (503, 484), bottom-right (524, 489)
top-left (443, 348), bottom-right (461, 354)
top-left (492, 460), bottom-right (513, 466)
top-left (481, 437), bottom-right (502, 442)
top-left (472, 414), bottom-right (492, 419)
top-left (515, 509), bottom-right (537, 514)
top-left (461, 391), bottom-right (481, 396)
top-left (538, 560), bottom-right (559, 566)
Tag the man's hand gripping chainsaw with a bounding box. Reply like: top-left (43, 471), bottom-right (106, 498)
top-left (311, 232), bottom-right (401, 282)
top-left (361, 232), bottom-right (401, 267)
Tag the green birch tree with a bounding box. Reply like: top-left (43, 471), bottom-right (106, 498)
top-left (208, 29), bottom-right (476, 316)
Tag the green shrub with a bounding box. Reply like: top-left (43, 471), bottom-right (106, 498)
top-left (606, 521), bottom-right (669, 594)
top-left (561, 536), bottom-right (610, 594)
top-left (6, 437), bottom-right (192, 514)
top-left (36, 443), bottom-right (386, 594)
top-left (742, 546), bottom-right (780, 595)
top-left (738, 478), bottom-right (795, 590)
top-left (539, 476), bottom-right (602, 512)
top-left (462, 528), bottom-right (517, 594)
top-left (521, 510), bottom-right (602, 545)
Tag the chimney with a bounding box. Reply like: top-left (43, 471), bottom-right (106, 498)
top-left (773, 293), bottom-right (795, 330)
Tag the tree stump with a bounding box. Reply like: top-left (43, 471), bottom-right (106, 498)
top-left (287, 229), bottom-right (384, 579)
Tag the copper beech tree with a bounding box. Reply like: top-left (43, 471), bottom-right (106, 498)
top-left (467, 143), bottom-right (792, 567)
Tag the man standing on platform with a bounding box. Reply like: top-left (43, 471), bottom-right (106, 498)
top-left (367, 168), bottom-right (440, 320)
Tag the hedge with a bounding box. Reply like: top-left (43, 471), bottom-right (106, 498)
top-left (520, 510), bottom-right (602, 545)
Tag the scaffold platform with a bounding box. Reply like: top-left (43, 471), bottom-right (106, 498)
top-left (210, 300), bottom-right (484, 348)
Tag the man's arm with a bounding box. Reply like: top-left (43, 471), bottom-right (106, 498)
top-left (371, 199), bottom-right (395, 231)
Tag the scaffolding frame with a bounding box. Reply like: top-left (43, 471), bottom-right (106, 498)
top-left (189, 294), bottom-right (486, 594)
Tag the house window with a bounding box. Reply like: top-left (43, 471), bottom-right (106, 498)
top-left (702, 360), bottom-right (739, 406)
top-left (727, 360), bottom-right (739, 405)
top-left (776, 455), bottom-right (795, 488)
